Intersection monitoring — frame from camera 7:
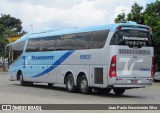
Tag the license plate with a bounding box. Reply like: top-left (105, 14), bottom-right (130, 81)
top-left (131, 80), bottom-right (138, 84)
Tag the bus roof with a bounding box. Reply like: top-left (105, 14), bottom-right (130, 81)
top-left (14, 22), bottom-right (151, 43)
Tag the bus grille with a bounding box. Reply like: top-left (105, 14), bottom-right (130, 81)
top-left (119, 49), bottom-right (151, 55)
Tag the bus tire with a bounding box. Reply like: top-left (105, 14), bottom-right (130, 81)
top-left (66, 74), bottom-right (76, 93)
top-left (113, 88), bottom-right (125, 95)
top-left (79, 75), bottom-right (91, 94)
top-left (19, 73), bottom-right (26, 86)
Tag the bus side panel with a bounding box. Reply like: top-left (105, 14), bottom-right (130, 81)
top-left (90, 65), bottom-right (109, 88)
top-left (46, 65), bottom-right (60, 84)
top-left (23, 65), bottom-right (40, 82)
top-left (61, 49), bottom-right (101, 87)
top-left (92, 32), bottom-right (114, 88)
top-left (9, 58), bottom-right (24, 81)
top-left (24, 64), bottom-right (59, 83)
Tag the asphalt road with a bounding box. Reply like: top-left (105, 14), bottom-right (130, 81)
top-left (0, 72), bottom-right (160, 113)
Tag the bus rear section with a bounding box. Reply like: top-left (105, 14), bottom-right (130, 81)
top-left (108, 26), bottom-right (154, 92)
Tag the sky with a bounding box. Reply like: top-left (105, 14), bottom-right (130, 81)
top-left (0, 0), bottom-right (156, 33)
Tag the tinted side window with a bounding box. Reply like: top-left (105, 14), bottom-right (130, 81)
top-left (40, 36), bottom-right (57, 51)
top-left (91, 30), bottom-right (109, 48)
top-left (26, 29), bottom-right (109, 52)
top-left (26, 39), bottom-right (40, 52)
top-left (56, 34), bottom-right (75, 50)
top-left (73, 32), bottom-right (91, 49)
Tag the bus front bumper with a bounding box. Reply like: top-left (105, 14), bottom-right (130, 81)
top-left (9, 74), bottom-right (16, 81)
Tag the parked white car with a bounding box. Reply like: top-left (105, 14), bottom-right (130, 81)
top-left (154, 72), bottom-right (160, 82)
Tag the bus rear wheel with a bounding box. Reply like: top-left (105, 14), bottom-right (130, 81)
top-left (79, 75), bottom-right (91, 94)
top-left (113, 88), bottom-right (125, 95)
top-left (66, 74), bottom-right (76, 93)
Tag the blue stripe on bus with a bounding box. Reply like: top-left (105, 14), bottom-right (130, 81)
top-left (31, 50), bottom-right (75, 78)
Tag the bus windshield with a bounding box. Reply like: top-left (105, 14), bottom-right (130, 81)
top-left (5, 41), bottom-right (25, 66)
top-left (110, 30), bottom-right (152, 48)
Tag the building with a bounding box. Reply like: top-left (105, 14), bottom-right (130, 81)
top-left (6, 34), bottom-right (24, 43)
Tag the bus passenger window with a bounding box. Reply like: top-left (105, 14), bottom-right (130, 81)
top-left (26, 39), bottom-right (40, 52)
top-left (91, 30), bottom-right (109, 49)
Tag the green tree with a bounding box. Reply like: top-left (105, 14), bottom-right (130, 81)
top-left (144, 0), bottom-right (160, 70)
top-left (144, 0), bottom-right (160, 35)
top-left (0, 14), bottom-right (22, 32)
top-left (114, 12), bottom-right (126, 23)
top-left (115, 2), bottom-right (144, 24)
top-left (0, 14), bottom-right (23, 57)
top-left (127, 2), bottom-right (144, 24)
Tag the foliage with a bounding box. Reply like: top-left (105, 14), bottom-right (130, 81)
top-left (0, 14), bottom-right (23, 57)
top-left (144, 0), bottom-right (160, 70)
top-left (115, 12), bottom-right (126, 23)
top-left (127, 2), bottom-right (144, 24)
top-left (144, 0), bottom-right (160, 35)
top-left (0, 14), bottom-right (22, 32)
top-left (115, 2), bottom-right (144, 24)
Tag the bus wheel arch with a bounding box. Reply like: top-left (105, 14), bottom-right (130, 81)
top-left (17, 70), bottom-right (33, 86)
top-left (64, 71), bottom-right (72, 84)
top-left (17, 70), bottom-right (22, 81)
top-left (17, 70), bottom-right (25, 86)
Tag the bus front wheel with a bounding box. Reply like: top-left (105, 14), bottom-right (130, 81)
top-left (19, 74), bottom-right (26, 86)
top-left (19, 74), bottom-right (33, 86)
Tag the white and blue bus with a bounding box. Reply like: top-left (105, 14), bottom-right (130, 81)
top-left (6, 22), bottom-right (154, 95)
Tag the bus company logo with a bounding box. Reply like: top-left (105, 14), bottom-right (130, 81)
top-left (119, 58), bottom-right (143, 75)
top-left (123, 36), bottom-right (148, 41)
top-left (32, 56), bottom-right (54, 60)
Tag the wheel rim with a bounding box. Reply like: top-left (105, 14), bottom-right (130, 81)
top-left (80, 79), bottom-right (87, 91)
top-left (67, 77), bottom-right (74, 90)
